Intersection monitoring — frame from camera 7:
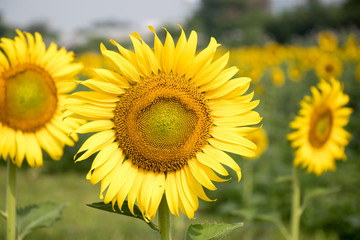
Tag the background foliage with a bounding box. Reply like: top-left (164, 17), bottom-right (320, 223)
top-left (1, 0), bottom-right (360, 239)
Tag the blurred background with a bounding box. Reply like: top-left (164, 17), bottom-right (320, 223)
top-left (1, 0), bottom-right (360, 239)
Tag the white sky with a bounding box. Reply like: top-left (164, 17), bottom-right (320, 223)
top-left (0, 0), bottom-right (200, 34)
top-left (1, 0), bottom-right (344, 32)
top-left (0, 0), bottom-right (343, 45)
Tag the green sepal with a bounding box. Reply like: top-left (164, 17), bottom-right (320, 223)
top-left (185, 222), bottom-right (243, 240)
top-left (17, 202), bottom-right (67, 240)
top-left (86, 201), bottom-right (159, 232)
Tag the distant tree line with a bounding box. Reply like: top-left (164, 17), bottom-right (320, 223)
top-left (184, 0), bottom-right (360, 46)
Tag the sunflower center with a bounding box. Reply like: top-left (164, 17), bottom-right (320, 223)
top-left (325, 64), bottom-right (334, 73)
top-left (137, 98), bottom-right (198, 149)
top-left (113, 72), bottom-right (212, 173)
top-left (308, 107), bottom-right (333, 148)
top-left (0, 64), bottom-right (57, 132)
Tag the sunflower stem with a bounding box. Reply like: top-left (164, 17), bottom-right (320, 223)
top-left (6, 158), bottom-right (17, 240)
top-left (158, 196), bottom-right (171, 240)
top-left (242, 160), bottom-right (254, 206)
top-left (291, 166), bottom-right (301, 240)
top-left (243, 160), bottom-right (254, 240)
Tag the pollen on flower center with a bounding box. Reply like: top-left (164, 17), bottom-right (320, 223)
top-left (308, 107), bottom-right (333, 148)
top-left (137, 98), bottom-right (198, 149)
top-left (113, 72), bottom-right (213, 172)
top-left (0, 64), bottom-right (58, 132)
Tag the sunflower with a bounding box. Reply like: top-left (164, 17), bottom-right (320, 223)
top-left (315, 55), bottom-right (342, 80)
top-left (287, 64), bottom-right (302, 82)
top-left (245, 128), bottom-right (268, 160)
top-left (0, 30), bottom-right (83, 167)
top-left (271, 66), bottom-right (285, 87)
top-left (287, 78), bottom-right (352, 175)
top-left (318, 31), bottom-right (338, 53)
top-left (65, 26), bottom-right (261, 219)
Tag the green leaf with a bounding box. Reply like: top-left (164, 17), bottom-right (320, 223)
top-left (86, 201), bottom-right (159, 232)
top-left (255, 213), bottom-right (291, 240)
top-left (302, 187), bottom-right (340, 211)
top-left (274, 175), bottom-right (292, 183)
top-left (185, 222), bottom-right (243, 240)
top-left (0, 209), bottom-right (7, 219)
top-left (232, 208), bottom-right (257, 220)
top-left (17, 202), bottom-right (67, 240)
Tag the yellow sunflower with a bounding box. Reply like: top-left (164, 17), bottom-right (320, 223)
top-left (315, 55), bottom-right (342, 80)
top-left (65, 26), bottom-right (261, 220)
top-left (318, 31), bottom-right (338, 52)
top-left (287, 78), bottom-right (352, 175)
top-left (271, 66), bottom-right (285, 87)
top-left (287, 64), bottom-right (302, 82)
top-left (245, 128), bottom-right (268, 160)
top-left (0, 30), bottom-right (83, 167)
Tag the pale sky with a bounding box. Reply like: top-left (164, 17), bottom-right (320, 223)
top-left (0, 0), bottom-right (344, 32)
top-left (0, 0), bottom-right (343, 46)
top-left (0, 0), bottom-right (200, 42)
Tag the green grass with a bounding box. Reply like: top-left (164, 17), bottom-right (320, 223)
top-left (0, 168), bottom-right (168, 240)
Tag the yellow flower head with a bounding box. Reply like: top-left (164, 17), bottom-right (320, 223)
top-left (287, 78), bottom-right (352, 176)
top-left (318, 31), bottom-right (338, 52)
top-left (299, 47), bottom-right (321, 70)
top-left (287, 64), bottom-right (302, 82)
top-left (65, 26), bottom-right (261, 220)
top-left (271, 66), bottom-right (285, 87)
top-left (315, 55), bottom-right (342, 80)
top-left (247, 65), bottom-right (263, 84)
top-left (0, 30), bottom-right (83, 167)
top-left (343, 33), bottom-right (359, 61)
top-left (244, 128), bottom-right (268, 160)
top-left (79, 52), bottom-right (104, 70)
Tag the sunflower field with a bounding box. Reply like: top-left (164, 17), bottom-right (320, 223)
top-left (1, 1), bottom-right (360, 240)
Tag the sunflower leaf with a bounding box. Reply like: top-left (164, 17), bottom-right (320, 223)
top-left (302, 187), bottom-right (340, 211)
top-left (185, 222), bottom-right (243, 240)
top-left (17, 202), bottom-right (67, 240)
top-left (86, 201), bottom-right (159, 232)
top-left (254, 213), bottom-right (291, 240)
top-left (0, 209), bottom-right (7, 219)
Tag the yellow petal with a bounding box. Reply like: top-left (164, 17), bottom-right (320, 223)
top-left (208, 138), bottom-right (255, 158)
top-left (165, 172), bottom-right (180, 217)
top-left (188, 159), bottom-right (217, 190)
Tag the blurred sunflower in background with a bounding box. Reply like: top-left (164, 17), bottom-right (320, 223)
top-left (318, 31), bottom-right (338, 53)
top-left (315, 55), bottom-right (342, 80)
top-left (287, 78), bottom-right (352, 175)
top-left (271, 66), bottom-right (285, 87)
top-left (287, 64), bottom-right (302, 82)
top-left (0, 30), bottom-right (83, 167)
top-left (245, 128), bottom-right (268, 160)
top-left (65, 26), bottom-right (261, 220)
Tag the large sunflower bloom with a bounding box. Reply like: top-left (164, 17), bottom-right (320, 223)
top-left (0, 30), bottom-right (83, 167)
top-left (287, 78), bottom-right (352, 175)
top-left (65, 26), bottom-right (261, 219)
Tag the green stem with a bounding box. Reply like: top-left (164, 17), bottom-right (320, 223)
top-left (242, 160), bottom-right (254, 206)
top-left (6, 158), bottom-right (17, 240)
top-left (243, 160), bottom-right (254, 240)
top-left (158, 196), bottom-right (171, 240)
top-left (291, 166), bottom-right (300, 240)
